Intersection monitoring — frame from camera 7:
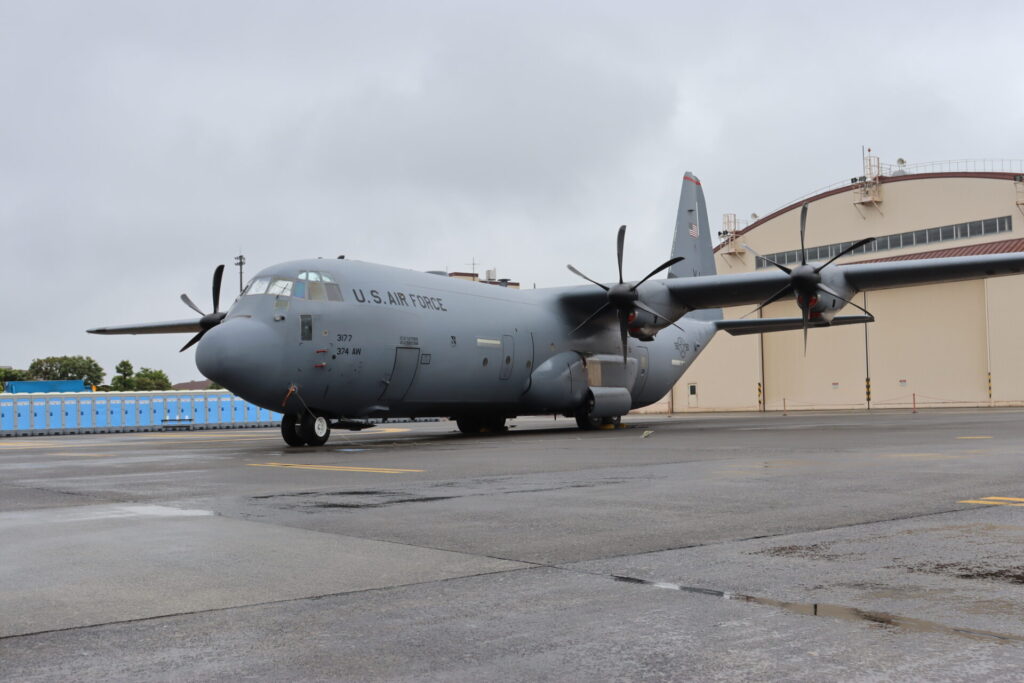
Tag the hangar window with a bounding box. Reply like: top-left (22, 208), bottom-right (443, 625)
top-left (756, 215), bottom-right (1014, 269)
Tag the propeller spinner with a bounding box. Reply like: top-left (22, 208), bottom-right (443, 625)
top-left (179, 265), bottom-right (227, 352)
top-left (744, 203), bottom-right (874, 352)
top-left (567, 225), bottom-right (683, 364)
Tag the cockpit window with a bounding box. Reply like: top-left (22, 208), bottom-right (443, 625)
top-left (242, 276), bottom-right (271, 296)
top-left (266, 278), bottom-right (293, 296)
top-left (297, 271), bottom-right (343, 301)
top-left (241, 272), bottom-right (340, 301)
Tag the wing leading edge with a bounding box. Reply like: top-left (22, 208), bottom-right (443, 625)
top-left (87, 319), bottom-right (203, 335)
top-left (665, 252), bottom-right (1024, 311)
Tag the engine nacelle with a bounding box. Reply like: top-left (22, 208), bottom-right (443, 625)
top-left (625, 308), bottom-right (661, 341)
top-left (801, 269), bottom-right (858, 323)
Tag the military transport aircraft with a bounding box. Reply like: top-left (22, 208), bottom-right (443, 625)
top-left (89, 173), bottom-right (1024, 446)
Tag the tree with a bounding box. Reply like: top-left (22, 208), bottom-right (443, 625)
top-left (111, 360), bottom-right (135, 391)
top-left (27, 356), bottom-right (104, 386)
top-left (133, 367), bottom-right (172, 391)
top-left (0, 367), bottom-right (28, 391)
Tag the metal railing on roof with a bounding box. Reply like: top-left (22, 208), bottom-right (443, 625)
top-left (759, 159), bottom-right (1024, 223)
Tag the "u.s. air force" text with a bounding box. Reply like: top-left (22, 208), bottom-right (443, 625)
top-left (352, 289), bottom-right (448, 311)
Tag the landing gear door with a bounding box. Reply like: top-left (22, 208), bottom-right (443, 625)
top-left (380, 347), bottom-right (420, 401)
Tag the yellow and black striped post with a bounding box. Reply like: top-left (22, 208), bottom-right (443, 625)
top-left (865, 377), bottom-right (872, 409)
top-left (757, 382), bottom-right (763, 411)
top-left (988, 372), bottom-right (992, 401)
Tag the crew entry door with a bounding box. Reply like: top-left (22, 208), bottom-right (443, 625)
top-left (380, 347), bottom-right (421, 401)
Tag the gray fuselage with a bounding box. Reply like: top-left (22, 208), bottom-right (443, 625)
top-left (195, 258), bottom-right (715, 421)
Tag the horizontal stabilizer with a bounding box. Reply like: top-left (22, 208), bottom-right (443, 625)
top-left (715, 315), bottom-right (874, 336)
top-left (87, 319), bottom-right (202, 335)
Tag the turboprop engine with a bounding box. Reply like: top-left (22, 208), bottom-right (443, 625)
top-left (745, 203), bottom-right (874, 351)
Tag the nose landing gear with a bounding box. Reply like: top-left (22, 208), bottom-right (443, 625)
top-left (280, 413), bottom-right (331, 446)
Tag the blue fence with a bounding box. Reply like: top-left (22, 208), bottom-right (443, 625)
top-left (0, 390), bottom-right (282, 437)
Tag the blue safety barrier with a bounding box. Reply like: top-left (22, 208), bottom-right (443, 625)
top-left (0, 390), bottom-right (283, 437)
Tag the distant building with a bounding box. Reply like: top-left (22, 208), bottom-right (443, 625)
top-left (4, 379), bottom-right (90, 393)
top-left (448, 271), bottom-right (520, 289)
top-left (646, 157), bottom-right (1024, 413)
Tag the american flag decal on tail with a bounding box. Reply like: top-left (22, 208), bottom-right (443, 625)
top-left (688, 222), bottom-right (698, 238)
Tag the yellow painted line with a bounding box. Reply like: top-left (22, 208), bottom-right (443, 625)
top-left (58, 453), bottom-right (117, 457)
top-left (978, 496), bottom-right (1024, 502)
top-left (248, 462), bottom-right (422, 473)
top-left (959, 500), bottom-right (1024, 507)
top-left (957, 436), bottom-right (993, 440)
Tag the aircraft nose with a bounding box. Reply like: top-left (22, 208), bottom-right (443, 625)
top-left (195, 318), bottom-right (283, 403)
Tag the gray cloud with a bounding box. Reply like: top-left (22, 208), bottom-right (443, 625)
top-left (2, 0), bottom-right (1022, 382)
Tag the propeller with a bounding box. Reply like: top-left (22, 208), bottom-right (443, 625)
top-left (743, 203), bottom-right (874, 352)
top-left (567, 225), bottom-right (684, 364)
top-left (179, 265), bottom-right (227, 352)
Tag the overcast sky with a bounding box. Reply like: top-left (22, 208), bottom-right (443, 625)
top-left (3, 0), bottom-right (1022, 383)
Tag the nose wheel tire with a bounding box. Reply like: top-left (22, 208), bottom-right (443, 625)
top-left (280, 414), bottom-right (306, 447)
top-left (299, 414), bottom-right (331, 446)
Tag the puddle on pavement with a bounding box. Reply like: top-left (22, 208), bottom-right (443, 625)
top-left (612, 575), bottom-right (1024, 643)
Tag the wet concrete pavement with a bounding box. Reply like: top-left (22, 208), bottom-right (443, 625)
top-left (3, 410), bottom-right (1024, 680)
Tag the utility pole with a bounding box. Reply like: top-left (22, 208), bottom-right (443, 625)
top-left (234, 254), bottom-right (246, 292)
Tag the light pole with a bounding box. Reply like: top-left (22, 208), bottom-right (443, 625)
top-left (234, 254), bottom-right (246, 293)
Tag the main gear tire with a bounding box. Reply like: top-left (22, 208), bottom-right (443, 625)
top-left (281, 414), bottom-right (307, 447)
top-left (299, 414), bottom-right (331, 447)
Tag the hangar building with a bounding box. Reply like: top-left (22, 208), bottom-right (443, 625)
top-left (654, 157), bottom-right (1024, 413)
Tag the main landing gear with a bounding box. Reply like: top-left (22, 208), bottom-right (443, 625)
top-left (574, 413), bottom-right (621, 430)
top-left (281, 413), bottom-right (331, 447)
top-left (455, 415), bottom-right (508, 434)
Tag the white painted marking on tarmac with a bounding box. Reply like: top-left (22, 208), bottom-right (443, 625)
top-left (0, 504), bottom-right (214, 529)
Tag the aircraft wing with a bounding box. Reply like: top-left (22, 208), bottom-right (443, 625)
top-left (87, 319), bottom-right (202, 335)
top-left (665, 252), bottom-right (1024, 310)
top-left (715, 315), bottom-right (874, 336)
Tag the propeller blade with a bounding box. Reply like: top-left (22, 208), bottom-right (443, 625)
top-left (801, 305), bottom-right (810, 355)
top-left (799, 203), bottom-right (808, 266)
top-left (742, 244), bottom-right (791, 274)
top-left (634, 301), bottom-right (686, 334)
top-left (631, 256), bottom-right (685, 291)
top-left (569, 303), bottom-right (613, 335)
top-left (180, 330), bottom-right (205, 352)
top-left (180, 293), bottom-right (205, 316)
top-left (741, 284), bottom-right (794, 319)
top-left (814, 237), bottom-right (876, 272)
top-left (616, 225), bottom-right (626, 284)
top-left (817, 284), bottom-right (874, 318)
top-left (567, 264), bottom-right (610, 291)
top-left (211, 264), bottom-right (225, 313)
top-left (617, 308), bottom-right (630, 364)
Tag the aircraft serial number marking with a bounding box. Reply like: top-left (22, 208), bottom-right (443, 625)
top-left (352, 289), bottom-right (447, 311)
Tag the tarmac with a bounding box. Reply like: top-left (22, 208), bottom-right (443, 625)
top-left (3, 409), bottom-right (1024, 680)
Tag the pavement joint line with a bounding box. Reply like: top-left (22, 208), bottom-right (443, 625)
top-left (247, 463), bottom-right (424, 473)
top-left (0, 564), bottom-right (542, 642)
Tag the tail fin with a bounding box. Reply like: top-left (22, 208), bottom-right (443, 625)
top-left (669, 172), bottom-right (721, 321)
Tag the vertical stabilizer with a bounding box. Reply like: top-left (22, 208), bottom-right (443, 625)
top-left (669, 172), bottom-right (721, 321)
